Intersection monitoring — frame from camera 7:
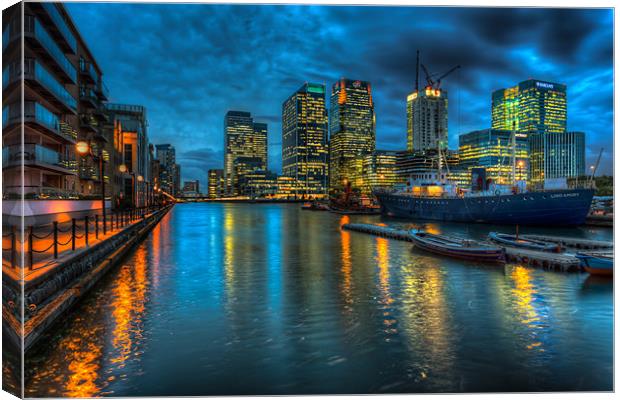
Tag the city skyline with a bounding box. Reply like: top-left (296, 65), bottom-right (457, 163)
top-left (67, 4), bottom-right (613, 186)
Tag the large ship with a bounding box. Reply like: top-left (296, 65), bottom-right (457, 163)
top-left (375, 147), bottom-right (596, 226)
top-left (375, 186), bottom-right (594, 226)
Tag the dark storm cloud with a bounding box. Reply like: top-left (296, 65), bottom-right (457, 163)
top-left (67, 4), bottom-right (614, 185)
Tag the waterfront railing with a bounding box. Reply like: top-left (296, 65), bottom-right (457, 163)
top-left (2, 204), bottom-right (167, 270)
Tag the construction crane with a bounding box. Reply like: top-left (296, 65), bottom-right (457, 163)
top-left (420, 62), bottom-right (461, 90)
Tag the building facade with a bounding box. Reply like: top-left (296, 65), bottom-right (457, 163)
top-left (328, 79), bottom-right (375, 192)
top-left (3, 2), bottom-right (108, 201)
top-left (155, 144), bottom-right (176, 195)
top-left (223, 111), bottom-right (268, 196)
top-left (406, 87), bottom-right (449, 152)
top-left (208, 169), bottom-right (224, 199)
top-left (282, 82), bottom-right (329, 198)
top-left (360, 150), bottom-right (403, 194)
top-left (529, 131), bottom-right (585, 187)
top-left (458, 129), bottom-right (529, 184)
top-left (492, 79), bottom-right (567, 136)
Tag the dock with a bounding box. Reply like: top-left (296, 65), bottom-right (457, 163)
top-left (341, 223), bottom-right (584, 272)
top-left (520, 234), bottom-right (613, 250)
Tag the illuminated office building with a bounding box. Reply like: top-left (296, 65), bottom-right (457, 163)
top-left (282, 82), bottom-right (329, 198)
top-left (224, 111), bottom-right (268, 196)
top-left (491, 79), bottom-right (567, 135)
top-left (529, 131), bottom-right (585, 187)
top-left (406, 87), bottom-right (449, 152)
top-left (208, 169), bottom-right (224, 199)
top-left (458, 129), bottom-right (528, 184)
top-left (360, 150), bottom-right (403, 194)
top-left (328, 79), bottom-right (375, 191)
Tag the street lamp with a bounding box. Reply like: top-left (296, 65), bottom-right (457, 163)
top-left (76, 140), bottom-right (107, 234)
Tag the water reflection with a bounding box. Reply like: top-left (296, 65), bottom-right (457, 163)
top-left (339, 215), bottom-right (353, 308)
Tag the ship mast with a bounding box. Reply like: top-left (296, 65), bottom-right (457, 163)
top-left (511, 121), bottom-right (517, 185)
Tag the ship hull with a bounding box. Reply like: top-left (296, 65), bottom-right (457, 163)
top-left (375, 189), bottom-right (595, 226)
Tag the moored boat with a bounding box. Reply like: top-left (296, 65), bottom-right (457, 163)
top-left (576, 251), bottom-right (613, 276)
top-left (301, 202), bottom-right (329, 211)
top-left (410, 231), bottom-right (506, 263)
top-left (488, 232), bottom-right (560, 252)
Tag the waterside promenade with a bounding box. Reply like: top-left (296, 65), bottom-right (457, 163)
top-left (2, 204), bottom-right (173, 352)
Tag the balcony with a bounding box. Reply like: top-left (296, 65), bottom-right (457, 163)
top-left (80, 113), bottom-right (99, 134)
top-left (39, 2), bottom-right (77, 54)
top-left (16, 58), bottom-right (78, 114)
top-left (24, 15), bottom-right (77, 84)
top-left (3, 143), bottom-right (73, 175)
top-left (94, 79), bottom-right (109, 101)
top-left (79, 86), bottom-right (99, 109)
top-left (79, 59), bottom-right (98, 84)
top-left (3, 102), bottom-right (76, 144)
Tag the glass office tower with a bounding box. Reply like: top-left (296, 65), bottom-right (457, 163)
top-left (282, 82), bottom-right (329, 198)
top-left (328, 79), bottom-right (375, 192)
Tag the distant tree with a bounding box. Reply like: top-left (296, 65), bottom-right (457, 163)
top-left (594, 175), bottom-right (613, 196)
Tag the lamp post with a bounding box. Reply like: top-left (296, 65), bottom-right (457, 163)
top-left (76, 140), bottom-right (106, 234)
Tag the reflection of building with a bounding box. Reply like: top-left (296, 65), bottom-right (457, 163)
top-left (329, 79), bottom-right (375, 192)
top-left (360, 150), bottom-right (403, 194)
top-left (3, 2), bottom-right (108, 199)
top-left (282, 82), bottom-right (329, 197)
top-left (458, 129), bottom-right (529, 184)
top-left (492, 79), bottom-right (567, 136)
top-left (406, 87), bottom-right (448, 152)
top-left (208, 169), bottom-right (224, 199)
top-left (223, 111), bottom-right (268, 196)
top-left (529, 131), bottom-right (585, 187)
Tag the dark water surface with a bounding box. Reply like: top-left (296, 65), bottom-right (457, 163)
top-left (24, 203), bottom-right (613, 396)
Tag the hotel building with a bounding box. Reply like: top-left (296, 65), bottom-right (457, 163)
top-left (282, 82), bottom-right (329, 198)
top-left (328, 79), bottom-right (375, 192)
top-left (406, 87), bottom-right (449, 152)
top-left (223, 111), bottom-right (268, 196)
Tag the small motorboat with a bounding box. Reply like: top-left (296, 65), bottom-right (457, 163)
top-left (576, 251), bottom-right (613, 276)
top-left (411, 231), bottom-right (506, 263)
top-left (488, 232), bottom-right (559, 252)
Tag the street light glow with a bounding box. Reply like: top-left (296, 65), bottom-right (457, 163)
top-left (76, 141), bottom-right (90, 155)
top-left (119, 164), bottom-right (128, 173)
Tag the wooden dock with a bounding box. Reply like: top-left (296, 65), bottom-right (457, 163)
top-left (341, 223), bottom-right (585, 272)
top-left (521, 234), bottom-right (613, 250)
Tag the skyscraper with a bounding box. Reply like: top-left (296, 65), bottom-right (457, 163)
top-left (328, 79), bottom-right (375, 191)
top-left (223, 111), bottom-right (268, 196)
top-left (529, 131), bottom-right (585, 187)
top-left (282, 82), bottom-right (329, 197)
top-left (406, 87), bottom-right (449, 152)
top-left (492, 79), bottom-right (567, 136)
top-left (155, 143), bottom-right (176, 195)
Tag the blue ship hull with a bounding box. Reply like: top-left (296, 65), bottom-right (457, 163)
top-left (375, 188), bottom-right (595, 226)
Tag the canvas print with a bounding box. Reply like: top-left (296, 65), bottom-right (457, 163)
top-left (1, 1), bottom-right (615, 398)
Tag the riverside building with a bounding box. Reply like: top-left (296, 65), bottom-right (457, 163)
top-left (282, 82), bottom-right (329, 198)
top-left (208, 169), bottom-right (224, 199)
top-left (360, 150), bottom-right (402, 194)
top-left (223, 111), bottom-right (268, 196)
top-left (328, 79), bottom-right (375, 192)
top-left (529, 131), bottom-right (586, 187)
top-left (155, 144), bottom-right (177, 195)
top-left (458, 128), bottom-right (529, 184)
top-left (406, 87), bottom-right (449, 152)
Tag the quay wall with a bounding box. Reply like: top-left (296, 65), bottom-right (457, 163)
top-left (2, 205), bottom-right (173, 352)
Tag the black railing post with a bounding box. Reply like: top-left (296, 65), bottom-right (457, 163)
top-left (85, 216), bottom-right (89, 246)
top-left (71, 218), bottom-right (76, 251)
top-left (10, 225), bottom-right (16, 268)
top-left (53, 221), bottom-right (58, 259)
top-left (95, 215), bottom-right (99, 239)
top-left (28, 226), bottom-right (33, 270)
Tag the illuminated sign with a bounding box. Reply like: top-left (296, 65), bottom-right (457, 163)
top-left (407, 92), bottom-right (418, 101)
top-left (536, 82), bottom-right (554, 89)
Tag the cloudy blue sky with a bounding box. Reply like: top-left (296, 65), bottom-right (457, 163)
top-left (67, 3), bottom-right (614, 185)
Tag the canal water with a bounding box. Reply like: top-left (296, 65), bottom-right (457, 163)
top-left (23, 203), bottom-right (613, 396)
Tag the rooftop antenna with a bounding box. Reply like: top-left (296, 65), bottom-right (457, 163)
top-left (415, 49), bottom-right (420, 92)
